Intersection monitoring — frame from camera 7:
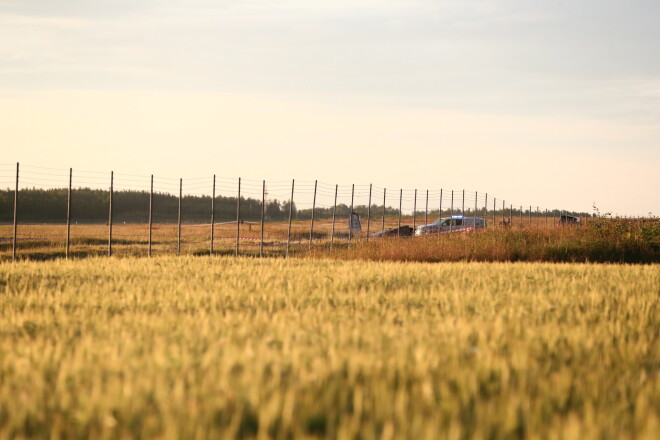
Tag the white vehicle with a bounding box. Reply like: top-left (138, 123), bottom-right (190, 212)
top-left (415, 216), bottom-right (487, 236)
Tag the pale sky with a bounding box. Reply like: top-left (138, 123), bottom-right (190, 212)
top-left (1, 0), bottom-right (658, 215)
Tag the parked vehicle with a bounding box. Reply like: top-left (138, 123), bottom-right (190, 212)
top-left (370, 225), bottom-right (415, 238)
top-left (559, 214), bottom-right (580, 224)
top-left (415, 216), bottom-right (486, 236)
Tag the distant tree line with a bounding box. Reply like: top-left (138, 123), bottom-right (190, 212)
top-left (0, 188), bottom-right (286, 224)
top-left (0, 188), bottom-right (591, 224)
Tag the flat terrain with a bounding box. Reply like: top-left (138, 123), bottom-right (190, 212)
top-left (2, 217), bottom-right (658, 263)
top-left (1, 257), bottom-right (658, 439)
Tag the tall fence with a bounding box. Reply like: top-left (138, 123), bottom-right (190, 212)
top-left (1, 162), bottom-right (598, 261)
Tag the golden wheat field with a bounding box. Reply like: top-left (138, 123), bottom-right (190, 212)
top-left (1, 257), bottom-right (658, 439)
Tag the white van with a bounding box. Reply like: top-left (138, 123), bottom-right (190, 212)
top-left (415, 216), bottom-right (487, 236)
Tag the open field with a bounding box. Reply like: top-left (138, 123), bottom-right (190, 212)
top-left (0, 217), bottom-right (381, 259)
top-left (1, 257), bottom-right (658, 439)
top-left (318, 220), bottom-right (660, 264)
top-left (1, 218), bottom-right (658, 263)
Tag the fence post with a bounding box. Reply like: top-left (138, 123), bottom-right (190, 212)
top-left (348, 184), bottom-right (354, 244)
top-left (381, 188), bottom-right (386, 233)
top-left (66, 168), bottom-right (72, 259)
top-left (546, 208), bottom-right (548, 227)
top-left (450, 190), bottom-right (454, 233)
top-left (484, 193), bottom-right (488, 227)
top-left (260, 180), bottom-right (265, 257)
top-left (413, 189), bottom-right (417, 231)
top-left (12, 162), bottom-right (18, 261)
top-left (309, 180), bottom-right (317, 249)
top-left (210, 174), bottom-right (215, 255)
top-left (462, 190), bottom-right (465, 219)
top-left (520, 205), bottom-right (523, 227)
top-left (439, 189), bottom-right (443, 221)
top-left (149, 174), bottom-right (153, 257)
top-left (286, 179), bottom-right (294, 258)
top-left (474, 191), bottom-right (477, 230)
top-left (330, 184), bottom-right (337, 250)
top-left (529, 205), bottom-right (532, 228)
top-left (366, 183), bottom-right (372, 241)
top-left (425, 189), bottom-right (428, 226)
top-left (108, 171), bottom-right (113, 257)
top-left (493, 197), bottom-right (496, 227)
top-left (397, 189), bottom-right (402, 238)
top-left (178, 178), bottom-right (182, 256)
top-left (509, 204), bottom-right (513, 226)
top-left (236, 177), bottom-right (241, 257)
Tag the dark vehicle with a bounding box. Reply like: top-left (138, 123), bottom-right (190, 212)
top-left (559, 214), bottom-right (580, 224)
top-left (370, 225), bottom-right (414, 238)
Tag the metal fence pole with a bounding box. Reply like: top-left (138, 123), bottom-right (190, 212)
top-left (474, 191), bottom-right (477, 230)
top-left (398, 189), bottom-right (402, 238)
top-left (286, 179), bottom-right (294, 258)
top-left (330, 184), bottom-right (337, 250)
top-left (210, 174), bottom-right (215, 255)
top-left (381, 188), bottom-right (386, 233)
top-left (520, 205), bottom-right (523, 227)
top-left (509, 204), bottom-right (513, 226)
top-left (439, 189), bottom-right (443, 220)
top-left (178, 178), bottom-right (182, 256)
top-left (450, 190), bottom-right (454, 233)
top-left (260, 180), bottom-right (265, 257)
top-left (108, 171), bottom-right (113, 257)
top-left (236, 177), bottom-right (241, 257)
top-left (493, 197), bottom-right (496, 227)
top-left (309, 180), bottom-right (317, 249)
top-left (484, 193), bottom-right (488, 227)
top-left (12, 162), bottom-right (18, 261)
top-left (348, 184), bottom-right (354, 244)
top-left (545, 208), bottom-right (548, 227)
top-left (425, 189), bottom-right (428, 226)
top-left (529, 205), bottom-right (532, 228)
top-left (413, 189), bottom-right (417, 231)
top-left (462, 189), bottom-right (465, 219)
top-left (149, 174), bottom-right (153, 257)
top-left (66, 168), bottom-right (72, 259)
top-left (366, 183), bottom-right (372, 241)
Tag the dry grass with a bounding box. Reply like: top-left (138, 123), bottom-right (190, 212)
top-left (314, 224), bottom-right (660, 263)
top-left (0, 257), bottom-right (658, 439)
top-left (316, 218), bottom-right (660, 264)
top-left (1, 218), bottom-right (657, 263)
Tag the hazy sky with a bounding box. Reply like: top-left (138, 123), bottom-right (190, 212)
top-left (1, 0), bottom-right (658, 215)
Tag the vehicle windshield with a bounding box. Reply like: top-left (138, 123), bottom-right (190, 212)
top-left (434, 217), bottom-right (453, 226)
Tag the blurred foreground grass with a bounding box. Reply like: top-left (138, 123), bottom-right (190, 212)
top-left (0, 257), bottom-right (658, 439)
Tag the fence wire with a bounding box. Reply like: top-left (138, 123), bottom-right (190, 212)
top-left (1, 162), bottom-right (599, 260)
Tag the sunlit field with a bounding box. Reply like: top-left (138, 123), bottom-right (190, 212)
top-left (1, 217), bottom-right (657, 263)
top-left (1, 257), bottom-right (658, 439)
